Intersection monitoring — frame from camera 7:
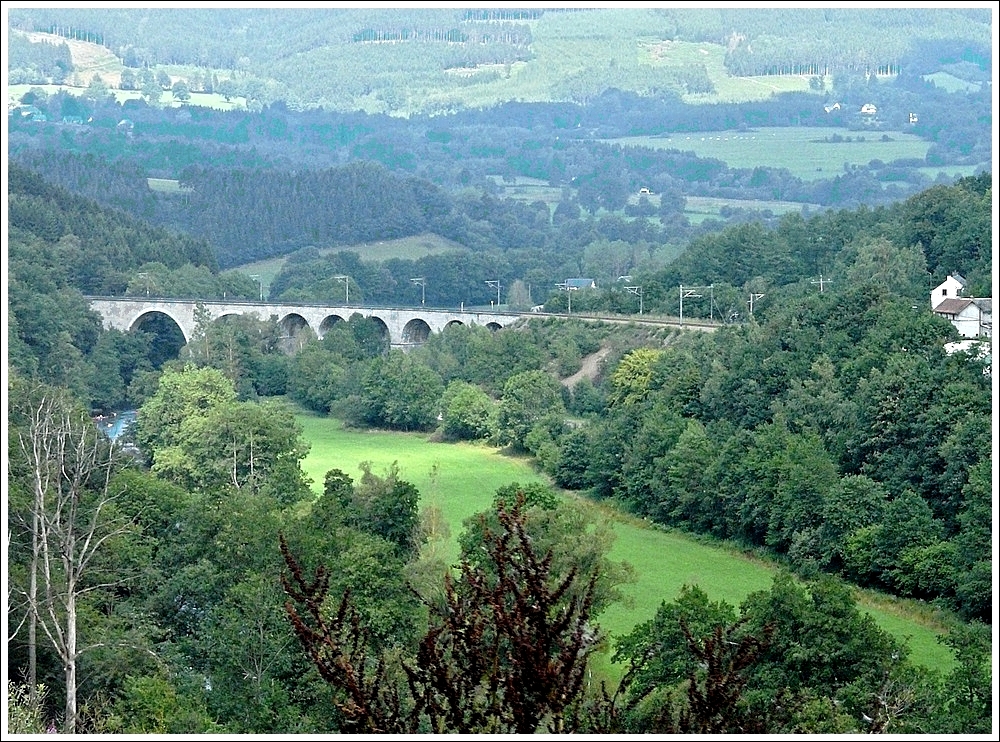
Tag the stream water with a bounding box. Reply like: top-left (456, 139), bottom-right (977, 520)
top-left (96, 410), bottom-right (137, 441)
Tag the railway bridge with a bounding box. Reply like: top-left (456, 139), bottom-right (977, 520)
top-left (86, 297), bottom-right (520, 349)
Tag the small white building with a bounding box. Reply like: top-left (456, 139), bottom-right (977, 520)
top-left (933, 298), bottom-right (992, 338)
top-left (931, 273), bottom-right (967, 310)
top-left (930, 275), bottom-right (991, 338)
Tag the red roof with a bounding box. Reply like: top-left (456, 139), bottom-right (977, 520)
top-left (934, 298), bottom-right (973, 316)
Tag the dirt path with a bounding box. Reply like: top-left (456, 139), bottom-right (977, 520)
top-left (561, 346), bottom-right (612, 388)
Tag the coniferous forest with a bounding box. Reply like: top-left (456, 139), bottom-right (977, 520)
top-left (5, 6), bottom-right (994, 735)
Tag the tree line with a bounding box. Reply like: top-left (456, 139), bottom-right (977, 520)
top-left (13, 171), bottom-right (985, 621)
top-left (8, 70), bottom-right (990, 283)
top-left (6, 157), bottom-right (990, 413)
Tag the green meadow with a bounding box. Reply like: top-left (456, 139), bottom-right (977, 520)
top-left (604, 126), bottom-right (931, 181)
top-left (226, 233), bottom-right (466, 296)
top-left (295, 410), bottom-right (957, 681)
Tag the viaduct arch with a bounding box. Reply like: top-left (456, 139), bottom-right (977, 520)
top-left (86, 297), bottom-right (520, 349)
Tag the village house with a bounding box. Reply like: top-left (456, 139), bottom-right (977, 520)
top-left (930, 274), bottom-right (992, 338)
top-left (931, 273), bottom-right (967, 309)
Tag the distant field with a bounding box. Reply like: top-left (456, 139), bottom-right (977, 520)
top-left (923, 71), bottom-right (983, 94)
top-left (295, 410), bottom-right (957, 683)
top-left (146, 177), bottom-right (191, 194)
top-left (8, 83), bottom-right (245, 112)
top-left (917, 164), bottom-right (982, 181)
top-left (681, 195), bottom-right (811, 223)
top-left (642, 39), bottom-right (815, 105)
top-left (493, 177), bottom-right (811, 225)
top-left (604, 127), bottom-right (932, 181)
top-left (11, 22), bottom-right (823, 118)
top-left (226, 233), bottom-right (468, 294)
top-left (488, 176), bottom-right (563, 208)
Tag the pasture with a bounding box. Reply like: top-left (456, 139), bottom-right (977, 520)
top-left (10, 18), bottom-right (828, 117)
top-left (146, 177), bottom-right (191, 194)
top-left (487, 176), bottom-right (563, 210)
top-left (604, 126), bottom-right (931, 181)
top-left (681, 194), bottom-right (811, 223)
top-left (294, 410), bottom-right (957, 681)
top-left (225, 232), bottom-right (467, 296)
top-left (923, 71), bottom-right (984, 94)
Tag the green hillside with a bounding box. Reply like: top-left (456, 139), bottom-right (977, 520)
top-left (7, 7), bottom-right (991, 114)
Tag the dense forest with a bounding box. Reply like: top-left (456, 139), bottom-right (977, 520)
top-left (6, 154), bottom-right (993, 732)
top-left (4, 6), bottom-right (994, 736)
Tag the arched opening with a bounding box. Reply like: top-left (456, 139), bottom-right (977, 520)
top-left (485, 322), bottom-right (504, 332)
top-left (402, 318), bottom-right (432, 344)
top-left (319, 314), bottom-right (346, 338)
top-left (279, 313), bottom-right (315, 353)
top-left (129, 311), bottom-right (187, 368)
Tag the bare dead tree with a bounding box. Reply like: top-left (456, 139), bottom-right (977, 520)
top-left (10, 386), bottom-right (136, 734)
top-left (405, 494), bottom-right (600, 733)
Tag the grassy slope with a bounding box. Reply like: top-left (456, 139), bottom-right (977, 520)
top-left (10, 12), bottom-right (818, 116)
top-left (294, 410), bottom-right (957, 683)
top-left (224, 233), bottom-right (467, 295)
top-left (605, 127), bottom-right (931, 181)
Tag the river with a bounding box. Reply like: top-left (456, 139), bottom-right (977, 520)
top-left (96, 410), bottom-right (137, 441)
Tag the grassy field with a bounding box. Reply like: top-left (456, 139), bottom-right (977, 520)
top-left (146, 177), bottom-right (192, 194)
top-left (225, 233), bottom-right (467, 295)
top-left (294, 409), bottom-right (957, 682)
top-left (8, 82), bottom-right (246, 112)
top-left (682, 194), bottom-right (812, 222)
top-left (487, 176), bottom-right (564, 209)
top-left (922, 72), bottom-right (984, 94)
top-left (604, 127), bottom-right (931, 181)
top-left (488, 177), bottom-right (810, 226)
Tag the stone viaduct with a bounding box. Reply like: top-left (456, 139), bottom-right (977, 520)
top-left (87, 297), bottom-right (521, 349)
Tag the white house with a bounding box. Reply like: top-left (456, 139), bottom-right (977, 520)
top-left (933, 298), bottom-right (992, 338)
top-left (930, 273), bottom-right (967, 310)
top-left (860, 103), bottom-right (877, 115)
top-left (930, 275), bottom-right (991, 338)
